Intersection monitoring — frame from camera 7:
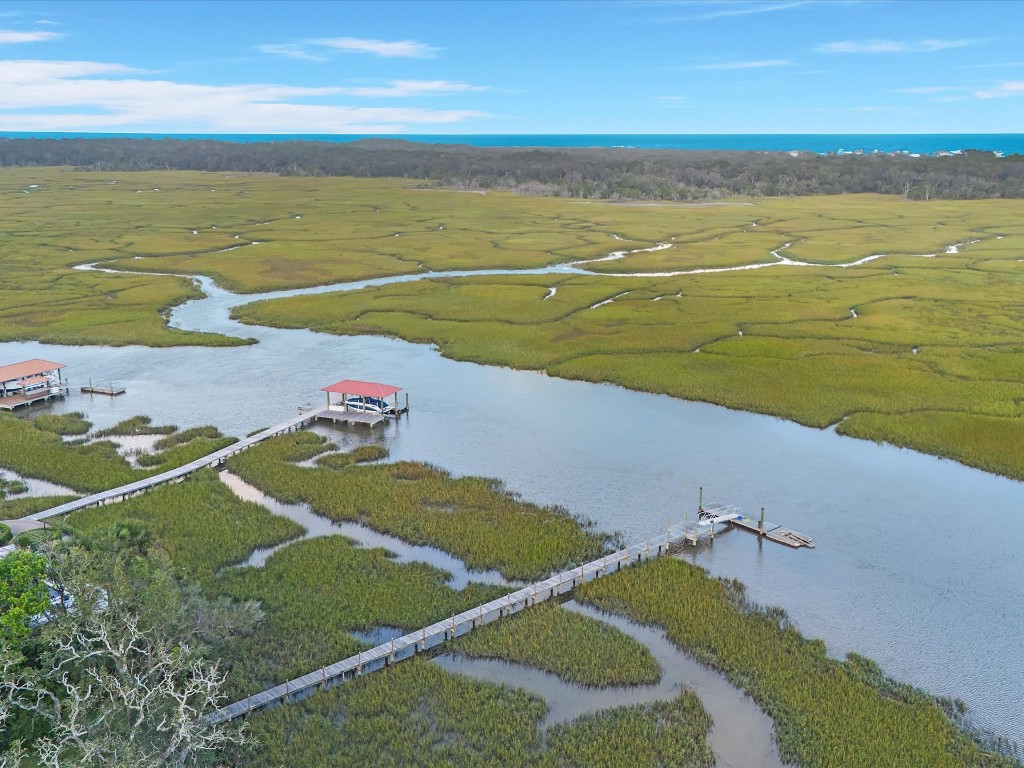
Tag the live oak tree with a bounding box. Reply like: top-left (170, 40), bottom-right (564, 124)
top-left (0, 524), bottom-right (261, 768)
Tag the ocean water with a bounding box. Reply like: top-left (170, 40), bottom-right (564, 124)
top-left (1, 132), bottom-right (1023, 156)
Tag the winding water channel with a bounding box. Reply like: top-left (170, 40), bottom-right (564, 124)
top-left (2, 245), bottom-right (1023, 744)
top-left (220, 469), bottom-right (782, 765)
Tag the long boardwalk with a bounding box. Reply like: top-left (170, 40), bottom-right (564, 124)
top-left (208, 525), bottom-right (690, 725)
top-left (28, 408), bottom-right (327, 523)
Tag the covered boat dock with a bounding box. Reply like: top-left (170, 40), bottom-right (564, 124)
top-left (0, 359), bottom-right (67, 411)
top-left (318, 379), bottom-right (407, 427)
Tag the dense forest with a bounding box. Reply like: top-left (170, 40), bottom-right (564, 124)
top-left (2, 137), bottom-right (1023, 200)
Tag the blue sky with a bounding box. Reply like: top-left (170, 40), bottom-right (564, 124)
top-left (0, 0), bottom-right (1022, 134)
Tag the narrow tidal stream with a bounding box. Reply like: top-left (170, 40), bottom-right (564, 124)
top-left (219, 469), bottom-right (783, 764)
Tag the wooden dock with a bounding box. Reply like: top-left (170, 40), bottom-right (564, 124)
top-left (207, 525), bottom-right (689, 725)
top-left (316, 407), bottom-right (388, 428)
top-left (81, 384), bottom-right (126, 397)
top-left (27, 408), bottom-right (328, 523)
top-left (730, 513), bottom-right (814, 548)
top-left (0, 389), bottom-right (66, 411)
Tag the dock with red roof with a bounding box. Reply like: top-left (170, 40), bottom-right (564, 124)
top-left (0, 359), bottom-right (67, 411)
top-left (317, 379), bottom-right (407, 428)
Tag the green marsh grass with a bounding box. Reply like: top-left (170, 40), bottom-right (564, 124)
top-left (227, 434), bottom-right (611, 581)
top-left (242, 659), bottom-right (549, 768)
top-left (93, 415), bottom-right (177, 436)
top-left (0, 495), bottom-right (77, 520)
top-left (241, 659), bottom-right (714, 768)
top-left (453, 601), bottom-right (661, 687)
top-left (237, 223), bottom-right (1024, 480)
top-left (575, 557), bottom-right (1019, 768)
top-left (545, 692), bottom-right (714, 768)
top-left (63, 469), bottom-right (303, 582)
top-left (214, 535), bottom-right (510, 693)
top-left (134, 435), bottom-right (236, 468)
top-left (0, 414), bottom-right (235, 494)
top-left (32, 411), bottom-right (90, 436)
top-left (0, 414), bottom-right (141, 492)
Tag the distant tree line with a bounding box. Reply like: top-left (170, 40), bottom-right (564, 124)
top-left (1, 137), bottom-right (1022, 200)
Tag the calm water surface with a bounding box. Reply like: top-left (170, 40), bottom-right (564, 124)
top-left (2, 266), bottom-right (1022, 744)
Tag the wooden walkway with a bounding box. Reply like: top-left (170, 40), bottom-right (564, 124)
top-left (0, 390), bottom-right (65, 411)
top-left (27, 408), bottom-right (328, 523)
top-left (207, 525), bottom-right (690, 725)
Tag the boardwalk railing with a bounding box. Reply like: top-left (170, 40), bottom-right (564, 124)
top-left (28, 408), bottom-right (327, 522)
top-left (208, 525), bottom-right (691, 725)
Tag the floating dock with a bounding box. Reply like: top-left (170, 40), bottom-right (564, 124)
top-left (732, 514), bottom-right (814, 548)
top-left (681, 490), bottom-right (814, 549)
top-left (81, 384), bottom-right (126, 397)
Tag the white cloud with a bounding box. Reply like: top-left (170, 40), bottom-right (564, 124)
top-left (688, 1), bottom-right (810, 19)
top-left (0, 59), bottom-right (487, 132)
top-left (974, 81), bottom-right (1024, 99)
top-left (817, 38), bottom-right (980, 54)
top-left (896, 86), bottom-right (962, 94)
top-left (0, 29), bottom-right (62, 44)
top-left (258, 36), bottom-right (441, 61)
top-left (313, 37), bottom-right (440, 58)
top-left (255, 43), bottom-right (328, 62)
top-left (337, 80), bottom-right (487, 97)
top-left (684, 59), bottom-right (791, 70)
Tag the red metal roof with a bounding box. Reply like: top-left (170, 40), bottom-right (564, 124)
top-left (17, 376), bottom-right (50, 386)
top-left (322, 379), bottom-right (402, 398)
top-left (0, 359), bottom-right (64, 383)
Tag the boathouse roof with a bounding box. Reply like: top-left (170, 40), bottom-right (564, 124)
top-left (0, 359), bottom-right (65, 383)
top-left (322, 379), bottom-right (402, 398)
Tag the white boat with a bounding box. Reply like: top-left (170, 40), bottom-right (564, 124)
top-left (344, 396), bottom-right (396, 415)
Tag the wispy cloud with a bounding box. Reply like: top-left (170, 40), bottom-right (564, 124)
top-left (640, 0), bottom-right (812, 21)
top-left (688, 1), bottom-right (809, 19)
top-left (684, 59), bottom-right (791, 70)
top-left (258, 36), bottom-right (441, 62)
top-left (817, 38), bottom-right (981, 54)
top-left (974, 81), bottom-right (1024, 99)
top-left (0, 29), bottom-right (62, 44)
top-left (255, 43), bottom-right (328, 62)
top-left (896, 86), bottom-right (964, 95)
top-left (0, 59), bottom-right (487, 132)
top-left (337, 80), bottom-right (487, 98)
top-left (313, 37), bottom-right (440, 58)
